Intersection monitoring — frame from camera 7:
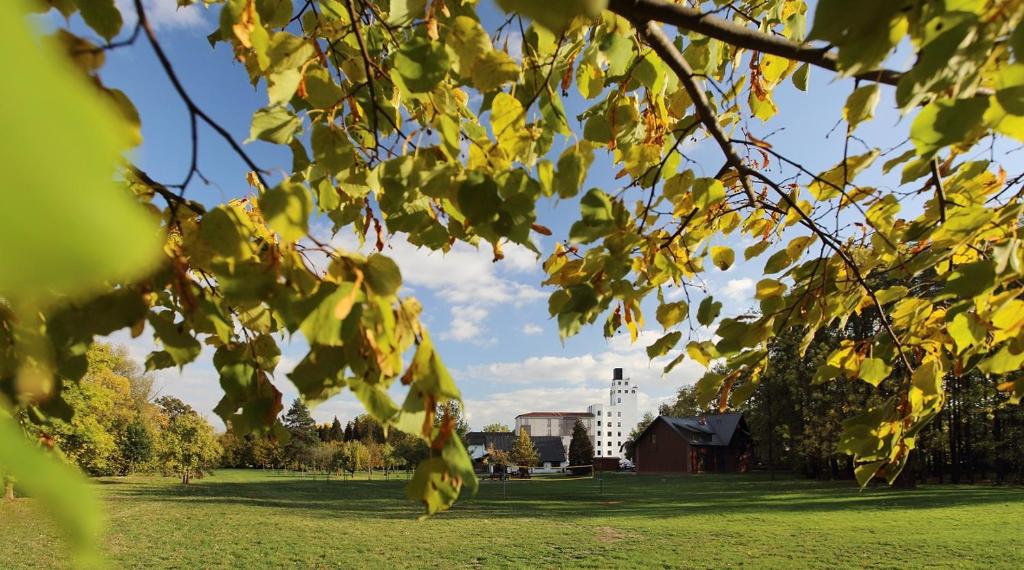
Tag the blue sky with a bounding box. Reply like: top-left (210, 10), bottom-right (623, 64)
top-left (44, 1), bottom-right (1022, 430)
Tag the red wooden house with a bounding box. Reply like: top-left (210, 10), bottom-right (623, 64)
top-left (633, 413), bottom-right (752, 474)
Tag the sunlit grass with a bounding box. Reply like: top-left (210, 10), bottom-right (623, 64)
top-left (3, 469), bottom-right (1023, 568)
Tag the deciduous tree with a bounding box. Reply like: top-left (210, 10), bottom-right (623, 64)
top-left (511, 430), bottom-right (539, 469)
top-left (482, 423), bottom-right (511, 433)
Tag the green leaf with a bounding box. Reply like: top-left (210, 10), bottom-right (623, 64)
top-left (941, 260), bottom-right (995, 299)
top-left (807, 150), bottom-right (879, 200)
top-left (977, 341), bottom-right (1024, 375)
top-left (148, 313), bottom-right (201, 367)
top-left (710, 246), bottom-right (734, 270)
top-left (394, 37), bottom-right (450, 93)
top-left (311, 123), bottom-right (356, 173)
top-left (692, 178), bottom-right (725, 211)
top-left (656, 301), bottom-right (688, 330)
top-left (0, 5), bottom-right (159, 301)
top-left (267, 32), bottom-right (313, 73)
top-left (387, 0), bottom-right (427, 25)
top-left (844, 85), bottom-right (880, 131)
top-left (755, 279), bottom-right (786, 300)
top-left (995, 63), bottom-right (1024, 116)
top-left (646, 331), bottom-right (682, 359)
top-left (553, 143), bottom-right (594, 199)
top-left (457, 173), bottom-right (501, 225)
top-left (792, 63), bottom-right (809, 91)
top-left (471, 50), bottom-right (520, 92)
top-left (248, 106), bottom-right (302, 144)
top-left (364, 254), bottom-right (402, 297)
top-left (77, 0), bottom-right (123, 42)
top-left (297, 282), bottom-right (357, 346)
top-left (910, 96), bottom-right (989, 158)
top-left (858, 357), bottom-right (890, 387)
top-left (686, 340), bottom-right (718, 367)
top-left (948, 312), bottom-right (985, 355)
top-left (874, 286), bottom-right (908, 306)
top-left (696, 296), bottom-right (722, 326)
top-left (267, 69), bottom-right (301, 106)
top-left (854, 460), bottom-right (885, 488)
top-left (259, 181), bottom-right (312, 243)
top-left (569, 188), bottom-right (614, 244)
top-left (744, 241), bottom-right (771, 260)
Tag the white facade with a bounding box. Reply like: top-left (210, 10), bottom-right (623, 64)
top-left (587, 369), bottom-right (637, 458)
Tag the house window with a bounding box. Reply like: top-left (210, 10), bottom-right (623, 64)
top-left (617, 398), bottom-right (621, 404)
top-left (597, 431), bottom-right (601, 436)
top-left (607, 442), bottom-right (612, 447)
top-left (607, 412), bottom-right (611, 417)
top-left (597, 450), bottom-right (602, 456)
top-left (618, 412), bottom-right (622, 417)
top-left (618, 432), bottom-right (621, 436)
top-left (597, 420), bottom-right (601, 426)
top-left (617, 422), bottom-right (621, 427)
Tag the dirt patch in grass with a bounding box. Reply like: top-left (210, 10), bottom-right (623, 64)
top-left (594, 526), bottom-right (629, 543)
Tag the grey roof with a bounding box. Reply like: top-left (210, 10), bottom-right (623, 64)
top-left (466, 432), bottom-right (566, 464)
top-left (654, 413), bottom-right (745, 447)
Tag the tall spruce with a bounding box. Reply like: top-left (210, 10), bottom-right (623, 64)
top-left (568, 419), bottom-right (595, 475)
top-left (329, 417), bottom-right (345, 442)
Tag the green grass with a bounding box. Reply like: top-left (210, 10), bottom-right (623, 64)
top-left (3, 469), bottom-right (1024, 568)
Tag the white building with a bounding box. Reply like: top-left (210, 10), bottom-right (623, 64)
top-left (587, 367), bottom-right (637, 458)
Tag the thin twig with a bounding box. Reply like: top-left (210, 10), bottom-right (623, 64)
top-left (133, 0), bottom-right (270, 191)
top-left (637, 20), bottom-right (757, 205)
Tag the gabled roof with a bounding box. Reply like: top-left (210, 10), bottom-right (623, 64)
top-left (515, 411), bottom-right (594, 418)
top-left (641, 413), bottom-right (746, 447)
top-left (465, 432), bottom-right (567, 464)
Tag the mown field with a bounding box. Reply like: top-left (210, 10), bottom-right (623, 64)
top-left (2, 469), bottom-right (1023, 568)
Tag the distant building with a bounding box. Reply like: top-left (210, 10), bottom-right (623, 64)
top-left (465, 431), bottom-right (567, 473)
top-left (587, 367), bottom-right (637, 459)
top-left (513, 368), bottom-right (639, 462)
top-left (514, 412), bottom-right (594, 452)
top-left (633, 413), bottom-right (752, 474)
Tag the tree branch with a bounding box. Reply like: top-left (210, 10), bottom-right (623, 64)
top-left (608, 0), bottom-right (904, 86)
top-left (133, 0), bottom-right (269, 191)
top-left (636, 20), bottom-right (757, 205)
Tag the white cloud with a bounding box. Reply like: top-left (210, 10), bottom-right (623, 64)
top-left (722, 278), bottom-right (754, 300)
top-left (521, 323), bottom-right (543, 335)
top-left (116, 0), bottom-right (208, 30)
top-left (442, 305), bottom-right (495, 344)
top-left (331, 232), bottom-right (545, 306)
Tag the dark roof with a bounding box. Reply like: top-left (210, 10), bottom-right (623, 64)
top-left (642, 413), bottom-right (746, 447)
top-left (465, 432), bottom-right (566, 464)
top-left (515, 412), bottom-right (593, 418)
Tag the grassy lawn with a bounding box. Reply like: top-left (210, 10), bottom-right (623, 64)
top-left (3, 469), bottom-right (1023, 568)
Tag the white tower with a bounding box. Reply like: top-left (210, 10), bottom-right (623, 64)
top-left (587, 368), bottom-right (638, 458)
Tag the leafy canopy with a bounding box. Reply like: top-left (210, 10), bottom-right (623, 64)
top-left (4, 0), bottom-right (1024, 554)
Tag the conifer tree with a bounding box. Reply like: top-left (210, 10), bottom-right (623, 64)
top-left (568, 419), bottom-right (595, 475)
top-left (329, 417), bottom-right (345, 442)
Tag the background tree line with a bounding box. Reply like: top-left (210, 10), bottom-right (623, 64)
top-left (651, 314), bottom-right (1024, 484)
top-left (219, 399), bottom-right (471, 479)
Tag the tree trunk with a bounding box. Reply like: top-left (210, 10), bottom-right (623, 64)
top-left (4, 480), bottom-right (14, 501)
